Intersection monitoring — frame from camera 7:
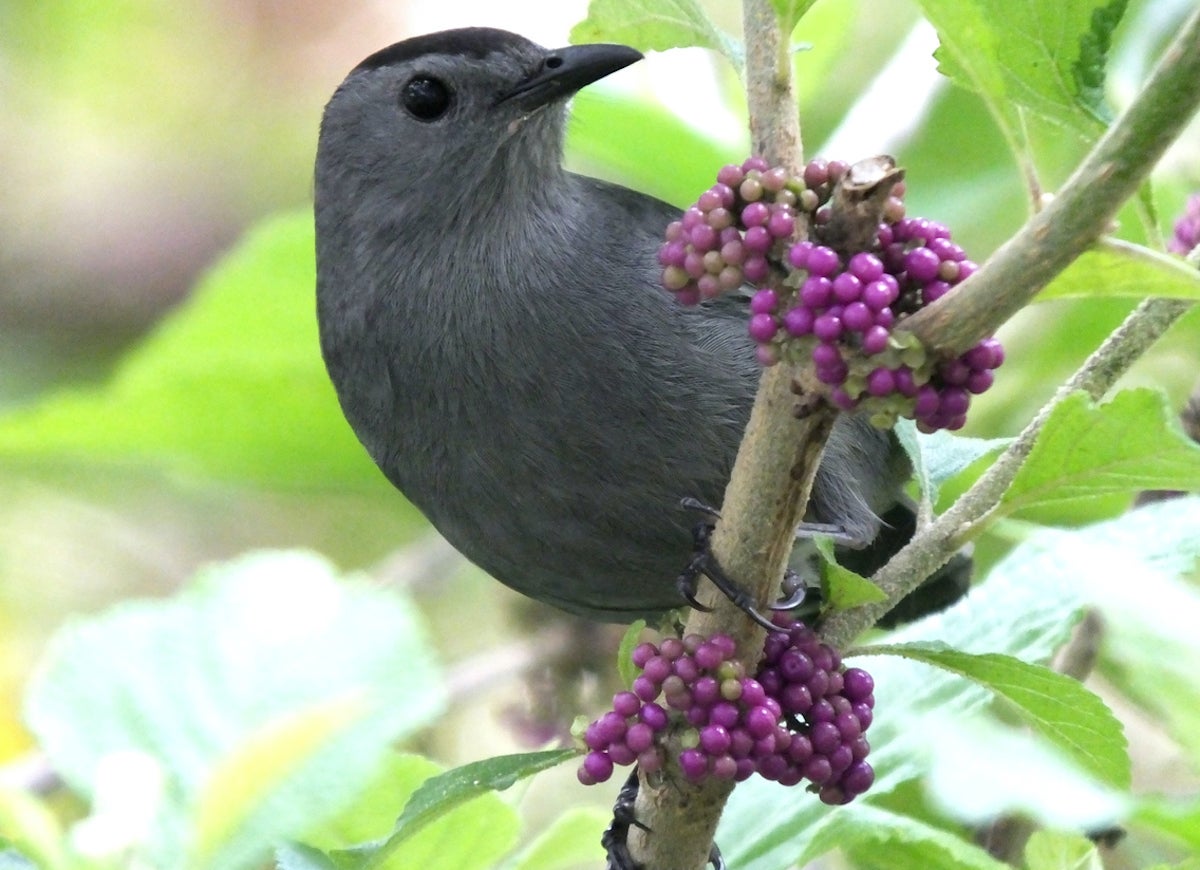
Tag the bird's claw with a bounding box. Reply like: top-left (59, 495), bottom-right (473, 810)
top-left (771, 570), bottom-right (809, 611)
top-left (601, 767), bottom-right (726, 870)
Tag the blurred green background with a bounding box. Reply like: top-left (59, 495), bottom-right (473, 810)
top-left (1, 0), bottom-right (1199, 863)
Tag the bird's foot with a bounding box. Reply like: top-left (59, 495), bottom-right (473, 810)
top-left (676, 499), bottom-right (804, 629)
top-left (601, 768), bottom-right (726, 870)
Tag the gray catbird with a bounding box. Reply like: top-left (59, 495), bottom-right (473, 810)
top-left (314, 28), bottom-right (918, 622)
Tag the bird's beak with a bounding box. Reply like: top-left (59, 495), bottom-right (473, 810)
top-left (497, 42), bottom-right (643, 110)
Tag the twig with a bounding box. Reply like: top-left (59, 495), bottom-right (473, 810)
top-left (626, 2), bottom-right (817, 867)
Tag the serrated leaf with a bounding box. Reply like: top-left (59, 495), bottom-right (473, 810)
top-left (714, 497), bottom-right (1200, 867)
top-left (506, 806), bottom-right (611, 870)
top-left (340, 750), bottom-right (577, 869)
top-left (1071, 0), bottom-right (1128, 124)
top-left (0, 213), bottom-right (388, 492)
top-left (917, 0), bottom-right (1122, 144)
top-left (771, 0), bottom-right (820, 35)
top-left (813, 536), bottom-right (887, 609)
top-left (897, 420), bottom-right (1010, 506)
top-left (301, 753), bottom-right (518, 870)
top-left (1001, 389), bottom-right (1200, 516)
top-left (570, 0), bottom-right (744, 72)
top-left (1024, 829), bottom-right (1103, 870)
top-left (24, 551), bottom-right (444, 869)
top-left (1037, 240), bottom-right (1200, 301)
top-left (860, 644), bottom-right (1130, 787)
top-left (617, 620), bottom-right (647, 688)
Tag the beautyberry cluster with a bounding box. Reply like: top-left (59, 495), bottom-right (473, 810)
top-left (1169, 193), bottom-right (1200, 256)
top-left (660, 156), bottom-right (1005, 432)
top-left (578, 619), bottom-right (876, 805)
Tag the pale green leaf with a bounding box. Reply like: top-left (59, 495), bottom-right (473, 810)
top-left (0, 213), bottom-right (388, 492)
top-left (507, 807), bottom-right (611, 870)
top-left (617, 620), bottom-right (648, 688)
top-left (1024, 829), bottom-right (1103, 870)
top-left (571, 0), bottom-right (743, 71)
top-left (771, 0), bottom-right (820, 35)
top-left (24, 551), bottom-right (444, 870)
top-left (1037, 240), bottom-right (1200, 301)
top-left (340, 750), bottom-right (577, 869)
top-left (897, 420), bottom-right (1009, 506)
top-left (814, 536), bottom-right (887, 609)
top-left (917, 0), bottom-right (1122, 135)
top-left (861, 644), bottom-right (1130, 787)
top-left (922, 716), bottom-right (1127, 828)
top-left (1001, 389), bottom-right (1200, 516)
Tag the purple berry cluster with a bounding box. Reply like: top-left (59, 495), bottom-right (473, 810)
top-left (578, 619), bottom-right (876, 805)
top-left (660, 156), bottom-right (1005, 432)
top-left (659, 157), bottom-right (799, 306)
top-left (1169, 193), bottom-right (1200, 256)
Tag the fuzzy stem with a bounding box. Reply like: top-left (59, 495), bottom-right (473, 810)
top-left (626, 2), bottom-right (814, 867)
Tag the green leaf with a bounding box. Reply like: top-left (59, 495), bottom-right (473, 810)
top-left (277, 843), bottom-right (339, 870)
top-left (714, 496), bottom-right (1200, 866)
top-left (896, 420), bottom-right (1010, 506)
top-left (617, 620), bottom-right (647, 688)
top-left (921, 716), bottom-right (1127, 830)
top-left (812, 803), bottom-right (1009, 870)
top-left (341, 750), bottom-right (578, 869)
top-left (302, 753), bottom-right (519, 870)
top-left (859, 644), bottom-right (1130, 787)
top-left (570, 0), bottom-right (744, 72)
top-left (1024, 829), bottom-right (1103, 870)
top-left (1071, 0), bottom-right (1129, 124)
top-left (1037, 240), bottom-right (1200, 301)
top-left (1000, 389), bottom-right (1200, 517)
top-left (771, 0), bottom-right (820, 36)
top-left (916, 0), bottom-right (1122, 143)
top-left (1135, 795), bottom-right (1200, 852)
top-left (813, 536), bottom-right (887, 609)
top-left (507, 806), bottom-right (611, 870)
top-left (24, 551), bottom-right (445, 870)
top-left (0, 788), bottom-right (67, 870)
top-left (0, 212), bottom-right (388, 492)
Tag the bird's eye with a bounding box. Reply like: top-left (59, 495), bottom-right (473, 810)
top-left (401, 77), bottom-right (451, 121)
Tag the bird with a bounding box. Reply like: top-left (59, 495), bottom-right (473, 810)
top-left (314, 27), bottom-right (917, 623)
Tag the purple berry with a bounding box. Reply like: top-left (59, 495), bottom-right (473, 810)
top-left (806, 245), bottom-right (840, 277)
top-left (750, 288), bottom-right (778, 314)
top-left (699, 725), bottom-right (732, 755)
top-left (783, 306), bottom-right (814, 337)
top-left (966, 370), bottom-right (994, 394)
top-left (905, 246), bottom-right (941, 283)
top-left (788, 240), bottom-right (813, 269)
top-left (861, 325), bottom-right (890, 355)
top-left (848, 252), bottom-right (884, 282)
top-left (842, 301), bottom-right (873, 332)
top-left (710, 701), bottom-right (740, 730)
top-left (626, 722), bottom-right (654, 754)
top-left (743, 255), bottom-right (769, 283)
top-left (580, 750), bottom-right (613, 784)
top-left (840, 760), bottom-right (875, 795)
top-left (862, 279), bottom-right (897, 311)
top-left (716, 164), bottom-right (744, 187)
top-left (865, 367), bottom-right (895, 397)
top-left (744, 705), bottom-right (778, 739)
top-left (741, 201), bottom-right (770, 227)
top-left (612, 691), bottom-right (641, 718)
top-left (842, 668), bottom-right (874, 701)
top-left (800, 276), bottom-right (833, 308)
top-left (923, 280), bottom-right (951, 304)
top-left (832, 272), bottom-right (863, 304)
top-left (813, 313), bottom-right (843, 342)
top-left (748, 313), bottom-right (779, 343)
top-left (767, 208), bottom-right (796, 239)
top-left (679, 748), bottom-right (708, 781)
